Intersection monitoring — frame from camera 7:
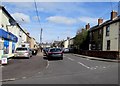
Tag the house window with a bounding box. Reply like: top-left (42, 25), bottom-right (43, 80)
top-left (107, 40), bottom-right (110, 50)
top-left (106, 25), bottom-right (110, 36)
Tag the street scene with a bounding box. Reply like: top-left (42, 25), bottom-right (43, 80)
top-left (0, 0), bottom-right (120, 85)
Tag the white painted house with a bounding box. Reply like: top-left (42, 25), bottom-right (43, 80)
top-left (0, 6), bottom-right (18, 59)
top-left (0, 6), bottom-right (30, 61)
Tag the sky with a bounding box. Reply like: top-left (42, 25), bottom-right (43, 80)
top-left (1, 1), bottom-right (119, 43)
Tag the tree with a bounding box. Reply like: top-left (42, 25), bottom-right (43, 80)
top-left (74, 28), bottom-right (89, 50)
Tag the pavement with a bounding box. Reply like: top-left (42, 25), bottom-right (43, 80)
top-left (73, 54), bottom-right (120, 62)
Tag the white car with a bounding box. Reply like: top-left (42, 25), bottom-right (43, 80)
top-left (63, 48), bottom-right (69, 53)
top-left (14, 47), bottom-right (32, 59)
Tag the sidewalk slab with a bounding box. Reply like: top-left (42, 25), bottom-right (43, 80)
top-left (73, 54), bottom-right (120, 62)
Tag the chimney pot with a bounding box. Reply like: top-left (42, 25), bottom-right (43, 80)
top-left (111, 10), bottom-right (117, 20)
top-left (98, 18), bottom-right (103, 25)
top-left (85, 23), bottom-right (90, 30)
top-left (27, 33), bottom-right (30, 35)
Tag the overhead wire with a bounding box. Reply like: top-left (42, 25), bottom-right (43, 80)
top-left (34, 0), bottom-right (41, 25)
top-left (34, 0), bottom-right (43, 43)
top-left (98, 2), bottom-right (118, 20)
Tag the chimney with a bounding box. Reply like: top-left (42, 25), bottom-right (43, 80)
top-left (85, 23), bottom-right (90, 30)
top-left (27, 32), bottom-right (30, 36)
top-left (98, 18), bottom-right (103, 25)
top-left (111, 10), bottom-right (117, 20)
top-left (67, 37), bottom-right (70, 40)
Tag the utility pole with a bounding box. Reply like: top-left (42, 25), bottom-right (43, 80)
top-left (40, 28), bottom-right (43, 44)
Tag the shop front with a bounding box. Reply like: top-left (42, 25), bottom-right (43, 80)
top-left (0, 28), bottom-right (18, 60)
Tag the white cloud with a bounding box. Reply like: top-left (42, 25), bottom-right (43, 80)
top-left (78, 17), bottom-right (98, 25)
top-left (46, 16), bottom-right (100, 26)
top-left (46, 16), bottom-right (77, 25)
top-left (11, 12), bottom-right (30, 24)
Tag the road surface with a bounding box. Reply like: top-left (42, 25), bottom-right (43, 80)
top-left (2, 53), bottom-right (119, 84)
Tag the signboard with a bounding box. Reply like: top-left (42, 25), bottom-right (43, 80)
top-left (1, 55), bottom-right (8, 65)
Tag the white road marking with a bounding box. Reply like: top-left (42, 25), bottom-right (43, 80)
top-left (46, 61), bottom-right (49, 69)
top-left (103, 67), bottom-right (106, 68)
top-left (77, 62), bottom-right (90, 69)
top-left (22, 77), bottom-right (26, 79)
top-left (0, 66), bottom-right (4, 68)
top-left (1, 78), bottom-right (16, 82)
top-left (67, 57), bottom-right (75, 61)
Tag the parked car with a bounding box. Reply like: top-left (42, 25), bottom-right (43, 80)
top-left (43, 47), bottom-right (50, 56)
top-left (14, 47), bottom-right (32, 59)
top-left (47, 48), bottom-right (63, 60)
top-left (63, 48), bottom-right (69, 53)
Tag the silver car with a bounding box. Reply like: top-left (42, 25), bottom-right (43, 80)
top-left (14, 47), bottom-right (32, 59)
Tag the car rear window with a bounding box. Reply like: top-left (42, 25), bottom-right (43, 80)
top-left (16, 48), bottom-right (27, 51)
top-left (50, 48), bottom-right (61, 52)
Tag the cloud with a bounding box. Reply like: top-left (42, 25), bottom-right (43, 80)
top-left (46, 16), bottom-right (77, 25)
top-left (11, 12), bottom-right (30, 24)
top-left (78, 17), bottom-right (98, 25)
top-left (46, 16), bottom-right (100, 26)
top-left (32, 16), bottom-right (41, 22)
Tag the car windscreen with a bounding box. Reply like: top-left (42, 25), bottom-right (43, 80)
top-left (16, 48), bottom-right (27, 51)
top-left (50, 48), bottom-right (61, 52)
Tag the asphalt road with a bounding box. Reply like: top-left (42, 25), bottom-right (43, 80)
top-left (2, 53), bottom-right (119, 84)
top-left (2, 52), bottom-right (47, 81)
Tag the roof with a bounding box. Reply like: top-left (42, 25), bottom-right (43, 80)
top-left (90, 16), bottom-right (120, 31)
top-left (16, 23), bottom-right (31, 38)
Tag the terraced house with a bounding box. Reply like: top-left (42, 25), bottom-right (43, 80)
top-left (90, 10), bottom-right (120, 52)
top-left (88, 10), bottom-right (120, 59)
top-left (102, 11), bottom-right (120, 51)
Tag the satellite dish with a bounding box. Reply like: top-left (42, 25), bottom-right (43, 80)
top-left (9, 19), bottom-right (17, 26)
